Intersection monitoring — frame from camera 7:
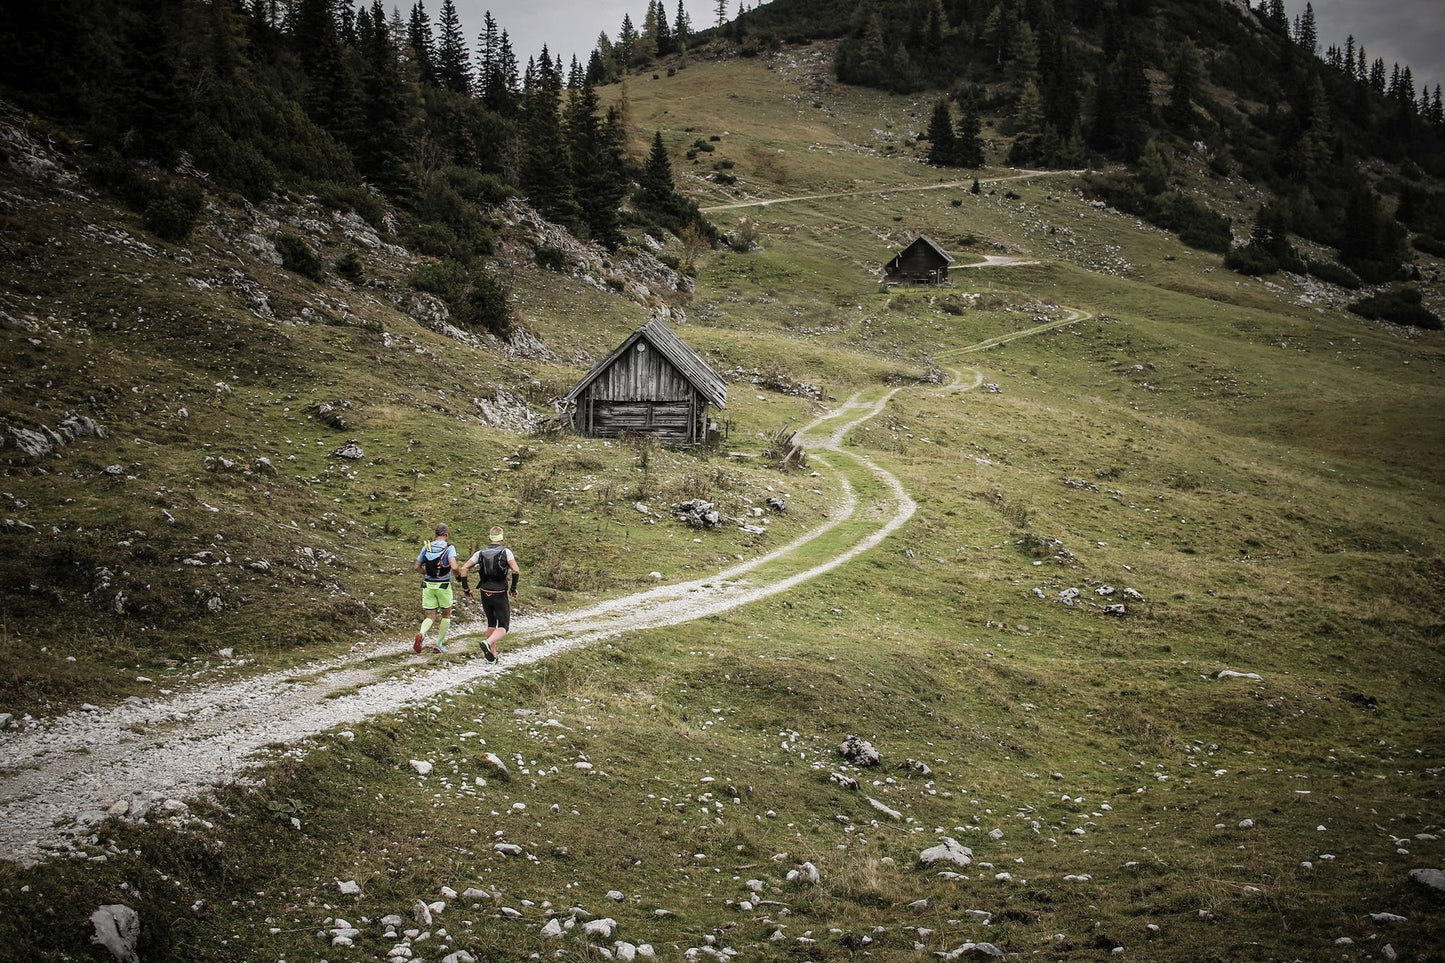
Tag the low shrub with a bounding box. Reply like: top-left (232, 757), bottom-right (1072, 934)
top-left (534, 244), bottom-right (566, 272)
top-left (1412, 234), bottom-right (1445, 258)
top-left (1305, 259), bottom-right (1361, 289)
top-left (335, 249), bottom-right (364, 281)
top-left (407, 258), bottom-right (469, 302)
top-left (1223, 244), bottom-right (1278, 276)
top-left (1347, 286), bottom-right (1442, 330)
top-left (274, 231), bottom-right (322, 278)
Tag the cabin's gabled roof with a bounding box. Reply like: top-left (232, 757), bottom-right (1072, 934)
top-left (564, 318), bottom-right (728, 409)
top-left (888, 235), bottom-right (954, 267)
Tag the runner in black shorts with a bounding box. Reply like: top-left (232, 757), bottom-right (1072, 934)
top-left (457, 526), bottom-right (519, 662)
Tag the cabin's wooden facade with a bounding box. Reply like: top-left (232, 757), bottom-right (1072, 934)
top-left (884, 235), bottom-right (954, 285)
top-left (564, 319), bottom-right (727, 446)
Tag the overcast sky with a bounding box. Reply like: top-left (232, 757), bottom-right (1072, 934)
top-left (1302, 0), bottom-right (1443, 96)
top-left (445, 1), bottom-right (1443, 98)
top-left (450, 1), bottom-right (725, 70)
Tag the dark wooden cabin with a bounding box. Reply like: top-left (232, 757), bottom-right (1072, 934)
top-left (884, 235), bottom-right (953, 285)
top-left (564, 318), bottom-right (727, 446)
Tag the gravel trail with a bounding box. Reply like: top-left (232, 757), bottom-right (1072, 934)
top-left (0, 309), bottom-right (1085, 868)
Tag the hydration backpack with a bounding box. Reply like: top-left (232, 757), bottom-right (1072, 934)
top-left (478, 545), bottom-right (508, 583)
top-left (422, 542), bottom-right (452, 580)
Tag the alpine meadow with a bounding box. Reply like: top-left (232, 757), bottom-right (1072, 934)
top-left (0, 0), bottom-right (1442, 960)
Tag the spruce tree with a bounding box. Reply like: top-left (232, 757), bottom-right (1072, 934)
top-left (294, 0), bottom-right (356, 144)
top-left (355, 0), bottom-right (416, 196)
top-left (638, 130), bottom-right (677, 213)
top-left (434, 0), bottom-right (472, 94)
top-left (675, 1), bottom-right (691, 54)
top-left (478, 11), bottom-right (503, 109)
top-left (1164, 37), bottom-right (1203, 134)
top-left (407, 2), bottom-right (438, 88)
top-left (519, 76), bottom-right (580, 227)
top-left (955, 94), bottom-right (985, 168)
top-left (716, 0), bottom-right (729, 28)
top-left (566, 81), bottom-right (625, 247)
top-left (1007, 78), bottom-right (1045, 164)
top-left (926, 98), bottom-right (957, 166)
top-left (655, 0), bottom-right (674, 57)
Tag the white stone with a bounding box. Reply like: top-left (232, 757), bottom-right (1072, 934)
top-left (920, 837), bottom-right (973, 868)
top-left (410, 759), bottom-right (433, 775)
top-left (89, 905), bottom-right (140, 963)
top-left (583, 918), bottom-right (617, 939)
top-left (1409, 868), bottom-right (1445, 891)
top-left (540, 918), bottom-right (563, 938)
top-left (337, 879), bottom-right (361, 895)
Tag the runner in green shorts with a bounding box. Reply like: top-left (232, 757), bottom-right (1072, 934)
top-left (412, 523), bottom-right (458, 653)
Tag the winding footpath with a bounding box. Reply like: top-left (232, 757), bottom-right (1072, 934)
top-left (0, 296), bottom-right (1090, 871)
top-left (698, 168), bottom-right (1080, 213)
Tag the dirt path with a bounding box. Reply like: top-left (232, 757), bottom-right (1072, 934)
top-left (0, 313), bottom-right (1088, 867)
top-left (698, 169), bottom-right (1080, 213)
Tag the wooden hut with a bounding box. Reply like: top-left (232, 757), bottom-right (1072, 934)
top-left (884, 235), bottom-right (954, 285)
top-left (564, 318), bottom-right (727, 445)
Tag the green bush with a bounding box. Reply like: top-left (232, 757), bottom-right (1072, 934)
top-left (1347, 286), bottom-right (1442, 330)
top-left (461, 266), bottom-right (513, 337)
top-left (407, 258), bottom-right (470, 302)
top-left (274, 231), bottom-right (322, 278)
top-left (1305, 259), bottom-right (1361, 289)
top-left (335, 249), bottom-right (364, 281)
top-left (1412, 234), bottom-right (1445, 258)
top-left (534, 244), bottom-right (566, 272)
top-left (1223, 244), bottom-right (1279, 276)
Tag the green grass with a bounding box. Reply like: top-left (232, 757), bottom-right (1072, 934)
top-left (1, 45), bottom-right (1443, 962)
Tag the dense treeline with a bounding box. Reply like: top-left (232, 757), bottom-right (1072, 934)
top-left (823, 0), bottom-right (1444, 295)
top-left (0, 0), bottom-right (713, 334)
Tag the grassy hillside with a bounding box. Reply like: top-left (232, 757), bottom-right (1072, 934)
top-left (2, 47), bottom-right (1443, 961)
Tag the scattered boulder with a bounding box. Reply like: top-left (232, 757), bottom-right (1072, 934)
top-left (938, 942), bottom-right (1006, 960)
top-left (1409, 868), bottom-right (1445, 892)
top-left (331, 440), bottom-right (364, 460)
top-left (481, 751), bottom-right (511, 781)
top-left (920, 837), bottom-right (973, 868)
top-left (868, 797), bottom-right (902, 820)
top-left (673, 499), bottom-right (722, 529)
top-left (786, 861), bottom-right (820, 885)
top-left (829, 772), bottom-right (859, 790)
top-left (1216, 669), bottom-right (1263, 681)
top-left (838, 734), bottom-right (880, 767)
top-left (89, 905), bottom-right (140, 963)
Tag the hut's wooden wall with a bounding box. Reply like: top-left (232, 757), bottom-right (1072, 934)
top-left (576, 342), bottom-right (705, 443)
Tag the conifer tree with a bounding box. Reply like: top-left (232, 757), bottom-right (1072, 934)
top-left (1164, 37), bottom-right (1203, 134)
top-left (1005, 22), bottom-right (1039, 88)
top-left (955, 94), bottom-right (985, 168)
top-left (618, 14), bottom-right (638, 66)
top-left (1007, 78), bottom-right (1045, 164)
top-left (637, 130), bottom-right (677, 213)
top-left (294, 0), bottom-right (356, 143)
top-left (1295, 2), bottom-right (1317, 55)
top-left (566, 81), bottom-right (625, 247)
top-left (407, 2), bottom-right (438, 88)
top-left (716, 0), bottom-right (729, 27)
top-left (434, 0), bottom-right (472, 94)
top-left (926, 98), bottom-right (957, 165)
top-left (355, 0), bottom-right (416, 196)
top-left (477, 11), bottom-right (504, 108)
top-left (115, 0), bottom-right (186, 161)
top-left (498, 31), bottom-right (520, 110)
top-left (655, 0), bottom-right (674, 57)
top-left (639, 4), bottom-right (660, 61)
top-left (519, 71), bottom-right (580, 226)
top-left (675, 1), bottom-right (691, 54)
